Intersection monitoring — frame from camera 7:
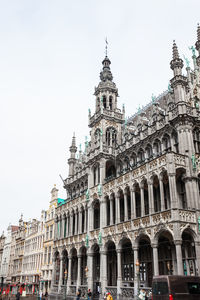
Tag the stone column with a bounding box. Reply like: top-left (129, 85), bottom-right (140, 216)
top-left (62, 216), bottom-right (65, 238)
top-left (101, 198), bottom-right (107, 228)
top-left (133, 247), bottom-right (139, 296)
top-left (168, 173), bottom-right (178, 209)
top-left (70, 214), bottom-right (73, 236)
top-left (159, 176), bottom-right (165, 211)
top-left (88, 205), bottom-right (93, 231)
top-left (131, 187), bottom-right (136, 219)
top-left (100, 250), bottom-right (107, 296)
top-left (175, 240), bottom-right (184, 275)
top-left (148, 181), bottom-right (154, 214)
top-left (79, 210), bottom-right (83, 234)
top-left (195, 242), bottom-right (200, 276)
top-left (67, 256), bottom-right (72, 293)
top-left (140, 183), bottom-right (145, 217)
top-left (116, 193), bottom-right (120, 224)
top-left (58, 257), bottom-right (63, 292)
top-left (110, 195), bottom-right (114, 225)
top-left (60, 218), bottom-right (62, 239)
top-left (116, 249), bottom-right (122, 296)
top-left (124, 191), bottom-right (128, 221)
top-left (87, 252), bottom-right (93, 291)
top-left (84, 208), bottom-right (87, 233)
top-left (152, 244), bottom-right (159, 276)
top-left (77, 255), bottom-right (81, 289)
top-left (51, 257), bottom-right (56, 286)
top-left (75, 213), bottom-right (78, 235)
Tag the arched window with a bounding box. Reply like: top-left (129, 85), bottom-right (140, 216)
top-left (106, 160), bottom-right (116, 180)
top-left (172, 130), bottom-right (179, 153)
top-left (146, 145), bottom-right (153, 160)
top-left (162, 134), bottom-right (171, 153)
top-left (95, 128), bottom-right (101, 143)
top-left (109, 96), bottom-right (113, 110)
top-left (153, 139), bottom-right (161, 156)
top-left (193, 128), bottom-right (200, 153)
top-left (106, 127), bottom-right (117, 147)
top-left (93, 200), bottom-right (100, 229)
top-left (131, 153), bottom-right (137, 167)
top-left (138, 149), bottom-right (145, 164)
top-left (103, 95), bottom-right (106, 109)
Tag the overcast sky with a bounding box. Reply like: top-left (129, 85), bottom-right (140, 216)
top-left (1, 0), bottom-right (200, 233)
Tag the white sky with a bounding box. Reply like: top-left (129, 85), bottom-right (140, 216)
top-left (1, 0), bottom-right (200, 233)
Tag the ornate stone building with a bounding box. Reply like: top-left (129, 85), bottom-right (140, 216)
top-left (41, 185), bottom-right (58, 294)
top-left (51, 26), bottom-right (200, 299)
top-left (21, 213), bottom-right (45, 294)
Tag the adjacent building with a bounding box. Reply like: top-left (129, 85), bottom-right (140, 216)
top-left (51, 26), bottom-right (200, 299)
top-left (21, 213), bottom-right (45, 294)
top-left (41, 185), bottom-right (58, 294)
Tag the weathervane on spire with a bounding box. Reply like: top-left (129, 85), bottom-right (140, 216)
top-left (105, 37), bottom-right (108, 57)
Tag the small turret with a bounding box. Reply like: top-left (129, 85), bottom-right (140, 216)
top-left (170, 41), bottom-right (183, 76)
top-left (170, 41), bottom-right (187, 103)
top-left (51, 184), bottom-right (58, 202)
top-left (68, 133), bottom-right (77, 177)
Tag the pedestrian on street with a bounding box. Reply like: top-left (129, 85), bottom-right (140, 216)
top-left (106, 292), bottom-right (113, 300)
top-left (16, 290), bottom-right (20, 300)
top-left (76, 290), bottom-right (81, 300)
top-left (87, 289), bottom-right (92, 300)
top-left (138, 289), bottom-right (146, 300)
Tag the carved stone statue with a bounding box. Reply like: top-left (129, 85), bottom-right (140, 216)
top-left (189, 46), bottom-right (196, 57)
top-left (191, 154), bottom-right (197, 170)
top-left (85, 234), bottom-right (89, 248)
top-left (98, 231), bottom-right (102, 245)
top-left (98, 184), bottom-right (102, 196)
top-left (86, 189), bottom-right (89, 201)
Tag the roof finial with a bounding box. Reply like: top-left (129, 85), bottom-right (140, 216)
top-left (172, 40), bottom-right (179, 60)
top-left (105, 37), bottom-right (108, 57)
top-left (197, 23), bottom-right (200, 42)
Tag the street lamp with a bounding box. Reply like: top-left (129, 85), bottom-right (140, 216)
top-left (63, 270), bottom-right (68, 300)
top-left (135, 259), bottom-right (140, 296)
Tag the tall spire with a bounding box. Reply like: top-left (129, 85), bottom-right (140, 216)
top-left (195, 23), bottom-right (200, 65)
top-left (170, 40), bottom-right (183, 75)
top-left (172, 40), bottom-right (179, 60)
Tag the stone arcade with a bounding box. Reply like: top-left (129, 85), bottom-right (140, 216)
top-left (51, 26), bottom-right (200, 299)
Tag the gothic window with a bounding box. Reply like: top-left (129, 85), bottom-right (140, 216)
top-left (153, 175), bottom-right (161, 212)
top-left (109, 96), bottom-right (113, 110)
top-left (153, 139), bottom-right (161, 156)
top-left (105, 160), bottom-right (116, 179)
top-left (93, 200), bottom-right (100, 229)
top-left (95, 128), bottom-right (101, 143)
top-left (138, 149), bottom-right (145, 164)
top-left (131, 153), bottom-right (137, 167)
top-left (103, 95), bottom-right (106, 109)
top-left (193, 128), bottom-right (200, 153)
top-left (146, 145), bottom-right (153, 160)
top-left (106, 127), bottom-right (117, 147)
top-left (172, 130), bottom-right (179, 153)
top-left (162, 134), bottom-right (171, 152)
top-left (176, 169), bottom-right (187, 209)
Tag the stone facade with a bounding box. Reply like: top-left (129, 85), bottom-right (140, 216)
top-left (51, 26), bottom-right (200, 299)
top-left (21, 213), bottom-right (45, 294)
top-left (41, 186), bottom-right (57, 294)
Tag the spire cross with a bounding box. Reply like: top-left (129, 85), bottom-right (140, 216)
top-left (105, 37), bottom-right (108, 57)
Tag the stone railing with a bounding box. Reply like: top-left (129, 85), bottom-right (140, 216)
top-left (105, 287), bottom-right (117, 297)
top-left (51, 284), bottom-right (58, 294)
top-left (69, 285), bottom-right (76, 295)
top-left (179, 210), bottom-right (196, 223)
top-left (79, 285), bottom-right (87, 297)
top-left (121, 287), bottom-right (134, 298)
